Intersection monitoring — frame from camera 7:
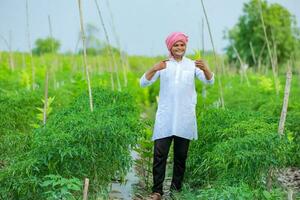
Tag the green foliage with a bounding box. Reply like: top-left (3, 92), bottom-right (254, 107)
top-left (32, 96), bottom-right (55, 128)
top-left (0, 64), bottom-right (22, 90)
top-left (285, 103), bottom-right (300, 166)
top-left (0, 88), bottom-right (143, 199)
top-left (40, 174), bottom-right (81, 200)
top-left (78, 45), bottom-right (122, 56)
top-left (134, 121), bottom-right (154, 190)
top-left (226, 0), bottom-right (300, 66)
top-left (33, 37), bottom-right (60, 55)
top-left (175, 184), bottom-right (285, 200)
top-left (190, 49), bottom-right (202, 60)
top-left (0, 47), bottom-right (299, 199)
top-left (186, 108), bottom-right (294, 187)
top-left (0, 90), bottom-right (41, 165)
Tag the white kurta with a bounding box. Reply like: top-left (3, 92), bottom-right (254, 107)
top-left (140, 57), bottom-right (215, 141)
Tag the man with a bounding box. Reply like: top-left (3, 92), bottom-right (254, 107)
top-left (140, 32), bottom-right (215, 200)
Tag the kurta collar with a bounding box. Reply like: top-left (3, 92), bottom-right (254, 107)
top-left (169, 56), bottom-right (187, 64)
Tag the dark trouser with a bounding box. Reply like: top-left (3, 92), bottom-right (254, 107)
top-left (152, 135), bottom-right (190, 195)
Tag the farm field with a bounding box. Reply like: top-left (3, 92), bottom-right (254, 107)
top-left (0, 51), bottom-right (299, 199)
top-left (1, 0), bottom-right (300, 199)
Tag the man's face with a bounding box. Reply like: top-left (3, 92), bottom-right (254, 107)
top-left (171, 41), bottom-right (186, 57)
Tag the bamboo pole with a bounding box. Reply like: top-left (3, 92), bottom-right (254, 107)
top-left (122, 52), bottom-right (131, 73)
top-left (41, 15), bottom-right (56, 125)
top-left (0, 33), bottom-right (15, 71)
top-left (271, 29), bottom-right (279, 76)
top-left (26, 0), bottom-right (35, 90)
top-left (232, 45), bottom-right (250, 86)
top-left (257, 42), bottom-right (266, 73)
top-left (43, 69), bottom-right (49, 126)
top-left (249, 41), bottom-right (257, 65)
top-left (8, 31), bottom-right (15, 71)
top-left (221, 56), bottom-right (228, 77)
top-left (105, 0), bottom-right (128, 87)
top-left (273, 43), bottom-right (278, 76)
top-left (83, 178), bottom-right (89, 200)
top-left (258, 0), bottom-right (279, 94)
top-left (200, 0), bottom-right (225, 109)
top-left (298, 65), bottom-right (300, 87)
top-left (201, 17), bottom-right (205, 56)
top-left (287, 188), bottom-right (293, 200)
top-left (48, 15), bottom-right (61, 90)
top-left (200, 18), bottom-right (207, 99)
top-left (77, 0), bottom-right (94, 112)
top-left (278, 62), bottom-right (292, 136)
top-left (48, 15), bottom-right (58, 90)
top-left (94, 0), bottom-right (114, 90)
top-left (48, 15), bottom-right (54, 53)
top-left (22, 53), bottom-right (26, 69)
top-left (120, 51), bottom-right (128, 86)
top-left (94, 0), bottom-right (121, 91)
top-left (71, 37), bottom-right (81, 74)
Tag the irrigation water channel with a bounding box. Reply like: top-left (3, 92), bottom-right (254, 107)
top-left (108, 150), bottom-right (140, 200)
top-left (108, 150), bottom-right (173, 200)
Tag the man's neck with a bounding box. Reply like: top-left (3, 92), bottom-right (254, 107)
top-left (173, 55), bottom-right (183, 62)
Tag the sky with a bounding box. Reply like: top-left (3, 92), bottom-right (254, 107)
top-left (0, 0), bottom-right (299, 56)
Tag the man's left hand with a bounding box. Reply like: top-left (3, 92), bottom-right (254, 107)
top-left (195, 59), bottom-right (209, 71)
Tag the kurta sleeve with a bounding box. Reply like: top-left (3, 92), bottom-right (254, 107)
top-left (195, 67), bottom-right (215, 85)
top-left (140, 70), bottom-right (160, 87)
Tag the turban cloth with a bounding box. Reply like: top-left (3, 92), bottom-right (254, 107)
top-left (165, 32), bottom-right (189, 54)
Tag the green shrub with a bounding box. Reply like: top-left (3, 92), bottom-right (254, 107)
top-left (40, 174), bottom-right (81, 200)
top-left (0, 90), bottom-right (41, 165)
top-left (187, 108), bottom-right (294, 187)
top-left (0, 88), bottom-right (143, 199)
top-left (176, 183), bottom-right (285, 200)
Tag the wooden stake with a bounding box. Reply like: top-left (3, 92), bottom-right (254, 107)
top-left (249, 41), bottom-right (257, 65)
top-left (94, 0), bottom-right (121, 91)
top-left (201, 18), bottom-right (204, 54)
top-left (43, 69), bottom-right (49, 126)
top-left (83, 178), bottom-right (89, 200)
top-left (8, 31), bottom-right (15, 71)
top-left (257, 42), bottom-right (266, 73)
top-left (232, 45), bottom-right (250, 86)
top-left (258, 0), bottom-right (279, 95)
top-left (48, 15), bottom-right (58, 90)
top-left (22, 53), bottom-right (26, 69)
top-left (287, 188), bottom-right (293, 200)
top-left (200, 18), bottom-right (207, 99)
top-left (78, 0), bottom-right (94, 112)
top-left (0, 33), bottom-right (15, 71)
top-left (200, 0), bottom-right (225, 109)
top-left (105, 0), bottom-right (128, 87)
top-left (26, 0), bottom-right (35, 90)
top-left (278, 62), bottom-right (292, 136)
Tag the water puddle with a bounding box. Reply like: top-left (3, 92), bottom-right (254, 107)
top-left (109, 151), bottom-right (139, 200)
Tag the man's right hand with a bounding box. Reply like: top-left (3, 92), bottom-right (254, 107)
top-left (153, 60), bottom-right (168, 71)
top-left (145, 60), bottom-right (168, 81)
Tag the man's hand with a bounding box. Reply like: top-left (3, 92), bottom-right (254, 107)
top-left (195, 59), bottom-right (213, 80)
top-left (153, 60), bottom-right (168, 72)
top-left (145, 60), bottom-right (168, 81)
top-left (195, 59), bottom-right (209, 71)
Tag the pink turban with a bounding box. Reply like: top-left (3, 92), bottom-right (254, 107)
top-left (165, 32), bottom-right (189, 52)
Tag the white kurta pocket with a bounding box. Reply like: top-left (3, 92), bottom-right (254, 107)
top-left (182, 70), bottom-right (194, 86)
